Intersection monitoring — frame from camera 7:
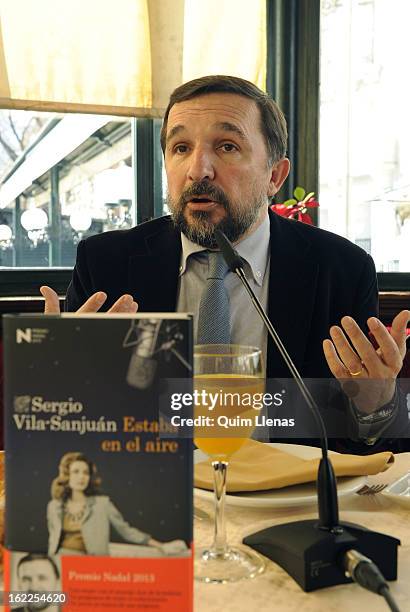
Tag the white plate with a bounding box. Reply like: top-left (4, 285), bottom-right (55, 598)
top-left (194, 443), bottom-right (366, 508)
top-left (381, 472), bottom-right (410, 508)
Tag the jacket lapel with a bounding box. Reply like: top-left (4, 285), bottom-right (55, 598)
top-left (82, 497), bottom-right (96, 524)
top-left (267, 211), bottom-right (319, 377)
top-left (127, 220), bottom-right (182, 312)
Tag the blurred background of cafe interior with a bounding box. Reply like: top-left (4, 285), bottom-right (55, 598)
top-left (0, 0), bottom-right (409, 448)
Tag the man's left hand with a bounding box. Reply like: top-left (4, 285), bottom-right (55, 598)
top-left (323, 309), bottom-right (410, 414)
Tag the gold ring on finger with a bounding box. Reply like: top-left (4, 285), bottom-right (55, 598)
top-left (348, 363), bottom-right (364, 377)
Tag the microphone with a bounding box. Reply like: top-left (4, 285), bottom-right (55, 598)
top-left (214, 228), bottom-right (400, 593)
top-left (215, 229), bottom-right (338, 527)
top-left (125, 319), bottom-right (162, 389)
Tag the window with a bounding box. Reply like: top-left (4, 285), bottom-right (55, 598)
top-left (0, 112), bottom-right (166, 270)
top-left (319, 0), bottom-right (410, 274)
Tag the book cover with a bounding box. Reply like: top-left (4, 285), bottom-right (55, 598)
top-left (2, 313), bottom-right (193, 612)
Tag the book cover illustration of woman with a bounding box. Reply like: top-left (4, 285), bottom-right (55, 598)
top-left (47, 452), bottom-right (186, 557)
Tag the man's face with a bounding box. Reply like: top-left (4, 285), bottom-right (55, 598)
top-left (18, 559), bottom-right (58, 610)
top-left (164, 92), bottom-right (288, 247)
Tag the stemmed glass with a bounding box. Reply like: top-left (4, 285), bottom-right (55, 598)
top-left (194, 344), bottom-right (265, 583)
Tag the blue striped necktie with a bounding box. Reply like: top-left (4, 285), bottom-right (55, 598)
top-left (197, 251), bottom-right (231, 345)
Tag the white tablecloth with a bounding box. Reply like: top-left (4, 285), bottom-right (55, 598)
top-left (194, 453), bottom-right (410, 612)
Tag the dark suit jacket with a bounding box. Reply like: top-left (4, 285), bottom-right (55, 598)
top-left (66, 210), bottom-right (409, 452)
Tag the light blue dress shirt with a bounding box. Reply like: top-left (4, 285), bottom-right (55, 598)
top-left (176, 214), bottom-right (271, 370)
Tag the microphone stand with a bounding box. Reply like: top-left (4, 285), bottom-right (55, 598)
top-left (214, 229), bottom-right (400, 593)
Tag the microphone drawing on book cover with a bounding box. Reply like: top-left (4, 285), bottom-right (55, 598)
top-left (47, 452), bottom-right (188, 557)
top-left (124, 319), bottom-right (192, 390)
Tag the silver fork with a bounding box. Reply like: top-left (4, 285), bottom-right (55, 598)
top-left (356, 483), bottom-right (388, 496)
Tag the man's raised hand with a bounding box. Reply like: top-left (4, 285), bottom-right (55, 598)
top-left (40, 286), bottom-right (138, 314)
top-left (323, 309), bottom-right (410, 413)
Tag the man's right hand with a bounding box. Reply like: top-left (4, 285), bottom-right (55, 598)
top-left (40, 286), bottom-right (138, 314)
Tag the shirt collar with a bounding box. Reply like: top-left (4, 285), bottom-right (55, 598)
top-left (179, 213), bottom-right (270, 287)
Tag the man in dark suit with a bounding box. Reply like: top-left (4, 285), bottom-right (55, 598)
top-left (41, 75), bottom-right (409, 452)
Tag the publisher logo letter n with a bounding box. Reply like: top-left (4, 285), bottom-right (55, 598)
top-left (16, 328), bottom-right (32, 344)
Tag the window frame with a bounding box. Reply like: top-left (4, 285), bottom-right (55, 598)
top-left (266, 0), bottom-right (409, 291)
top-left (0, 117), bottom-right (162, 296)
top-left (0, 1), bottom-right (408, 294)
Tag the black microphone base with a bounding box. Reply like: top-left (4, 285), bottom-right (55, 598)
top-left (243, 519), bottom-right (400, 592)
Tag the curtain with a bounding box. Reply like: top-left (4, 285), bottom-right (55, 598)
top-left (0, 0), bottom-right (266, 117)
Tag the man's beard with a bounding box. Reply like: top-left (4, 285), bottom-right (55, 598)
top-left (27, 597), bottom-right (54, 611)
top-left (168, 180), bottom-right (267, 248)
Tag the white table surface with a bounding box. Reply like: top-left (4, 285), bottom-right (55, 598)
top-left (194, 453), bottom-right (410, 612)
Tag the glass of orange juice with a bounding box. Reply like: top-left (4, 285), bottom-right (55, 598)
top-left (194, 344), bottom-right (265, 583)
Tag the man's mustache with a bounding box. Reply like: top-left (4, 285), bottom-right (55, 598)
top-left (180, 182), bottom-right (229, 208)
